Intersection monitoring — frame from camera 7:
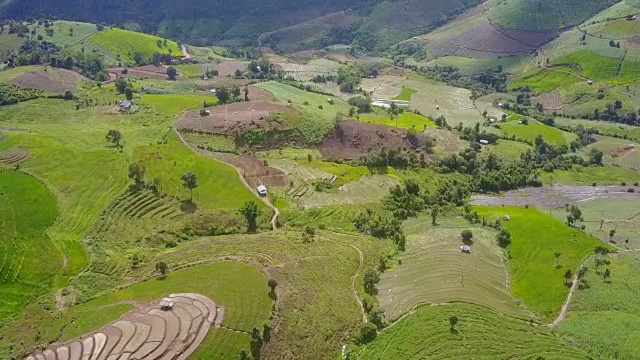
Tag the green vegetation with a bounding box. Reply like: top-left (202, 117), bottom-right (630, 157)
top-left (556, 253), bottom-right (640, 359)
top-left (474, 206), bottom-right (604, 321)
top-left (501, 114), bottom-right (577, 146)
top-left (28, 20), bottom-right (98, 47)
top-left (86, 27), bottom-right (182, 64)
top-left (392, 87), bottom-right (417, 101)
top-left (141, 94), bottom-right (217, 115)
top-left (358, 112), bottom-right (436, 131)
top-left (133, 131), bottom-right (257, 209)
top-left (510, 68), bottom-right (581, 93)
top-left (540, 165), bottom-right (640, 185)
top-left (0, 171), bottom-right (60, 321)
top-left (552, 50), bottom-right (640, 84)
top-left (378, 216), bottom-right (531, 320)
top-left (357, 302), bottom-right (589, 359)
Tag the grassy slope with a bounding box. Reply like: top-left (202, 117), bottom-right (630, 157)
top-left (501, 113), bottom-right (577, 146)
top-left (474, 206), bottom-right (604, 321)
top-left (392, 87), bottom-right (417, 101)
top-left (358, 112), bottom-right (436, 130)
top-left (28, 20), bottom-right (97, 47)
top-left (552, 50), bottom-right (640, 84)
top-left (540, 165), bottom-right (640, 185)
top-left (555, 117), bottom-right (640, 142)
top-left (377, 216), bottom-right (531, 320)
top-left (141, 93), bottom-right (217, 115)
top-left (0, 171), bottom-right (60, 322)
top-left (357, 303), bottom-right (589, 359)
top-left (486, 0), bottom-right (619, 30)
top-left (86, 28), bottom-right (182, 64)
top-left (254, 81), bottom-right (351, 143)
top-left (556, 253), bottom-right (640, 359)
top-left (509, 68), bottom-right (581, 93)
top-left (133, 131), bottom-right (258, 210)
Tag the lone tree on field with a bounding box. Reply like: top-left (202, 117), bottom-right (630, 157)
top-left (554, 251), bottom-right (562, 267)
top-left (431, 206), bottom-right (439, 226)
top-left (180, 173), bottom-right (198, 202)
top-left (461, 230), bottom-right (473, 242)
top-left (268, 278), bottom-right (277, 298)
top-left (128, 162), bottom-right (145, 187)
top-left (125, 87), bottom-right (133, 101)
top-left (244, 86), bottom-right (249, 101)
top-left (609, 229), bottom-right (616, 242)
top-left (496, 228), bottom-right (511, 248)
top-left (155, 261), bottom-right (169, 278)
top-left (603, 268), bottom-right (611, 281)
top-left (250, 327), bottom-right (263, 359)
top-left (216, 87), bottom-right (231, 104)
top-left (564, 269), bottom-right (573, 285)
top-left (105, 129), bottom-right (123, 148)
top-left (167, 66), bottom-right (178, 80)
top-left (235, 350), bottom-right (251, 360)
top-left (449, 315), bottom-right (459, 332)
top-left (239, 201), bottom-right (262, 233)
top-left (363, 267), bottom-right (380, 295)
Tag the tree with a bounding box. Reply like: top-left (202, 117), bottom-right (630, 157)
top-left (588, 148), bottom-right (604, 165)
top-left (231, 86), bottom-right (241, 100)
top-left (180, 173), bottom-right (198, 202)
top-left (369, 307), bottom-right (385, 329)
top-left (250, 327), bottom-right (263, 359)
top-left (155, 261), bottom-right (168, 278)
top-left (235, 350), bottom-right (251, 360)
top-left (115, 78), bottom-right (129, 94)
top-left (603, 268), bottom-right (611, 281)
top-left (461, 230), bottom-right (473, 242)
top-left (268, 279), bottom-right (277, 294)
top-left (105, 129), bottom-right (123, 148)
top-left (217, 87), bottom-right (231, 104)
top-left (431, 206), bottom-right (439, 226)
top-left (609, 228), bottom-right (616, 242)
top-left (124, 87), bottom-right (133, 100)
top-left (554, 251), bottom-right (562, 267)
top-left (133, 52), bottom-right (145, 65)
top-left (128, 162), bottom-right (145, 186)
top-left (63, 91), bottom-right (74, 100)
top-left (449, 315), bottom-right (458, 331)
top-left (357, 323), bottom-right (377, 344)
top-left (167, 66), bottom-right (177, 80)
top-left (239, 201), bottom-right (262, 233)
top-left (244, 86), bottom-right (250, 101)
top-left (363, 267), bottom-right (380, 295)
top-left (564, 269), bottom-right (573, 285)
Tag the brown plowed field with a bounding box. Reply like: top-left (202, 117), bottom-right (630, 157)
top-left (27, 293), bottom-right (222, 360)
top-left (10, 68), bottom-right (88, 93)
top-left (208, 152), bottom-right (287, 188)
top-left (177, 101), bottom-right (295, 135)
top-left (0, 148), bottom-right (29, 165)
top-left (108, 65), bottom-right (182, 80)
top-left (216, 61), bottom-right (250, 77)
top-left (319, 120), bottom-right (433, 160)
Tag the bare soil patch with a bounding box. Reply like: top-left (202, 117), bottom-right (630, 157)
top-left (471, 184), bottom-right (640, 208)
top-left (27, 293), bottom-right (221, 360)
top-left (216, 61), bottom-right (249, 77)
top-left (319, 120), bottom-right (433, 160)
top-left (177, 101), bottom-right (295, 135)
top-left (0, 148), bottom-right (29, 165)
top-left (533, 90), bottom-right (565, 110)
top-left (10, 68), bottom-right (88, 93)
top-left (208, 152), bottom-right (287, 188)
top-left (108, 64), bottom-right (181, 80)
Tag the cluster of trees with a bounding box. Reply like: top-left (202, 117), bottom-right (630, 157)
top-left (5, 40), bottom-right (108, 80)
top-left (358, 147), bottom-right (432, 170)
top-left (115, 78), bottom-right (134, 100)
top-left (353, 208), bottom-right (406, 250)
top-left (347, 95), bottom-right (371, 114)
top-left (581, 101), bottom-right (640, 125)
top-left (216, 85), bottom-right (248, 104)
top-left (0, 83), bottom-right (42, 106)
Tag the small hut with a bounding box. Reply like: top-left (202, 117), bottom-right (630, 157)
top-left (460, 245), bottom-right (471, 253)
top-left (160, 298), bottom-right (174, 311)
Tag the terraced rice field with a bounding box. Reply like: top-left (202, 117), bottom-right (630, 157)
top-left (278, 59), bottom-right (340, 81)
top-left (582, 136), bottom-right (640, 171)
top-left (141, 94), bottom-right (218, 115)
top-left (357, 303), bottom-right (590, 359)
top-left (358, 112), bottom-right (436, 130)
top-left (509, 68), bottom-right (581, 93)
top-left (298, 174), bottom-right (400, 209)
top-left (0, 147), bottom-right (29, 165)
top-left (501, 113), bottom-right (577, 146)
top-left (27, 293), bottom-right (221, 360)
top-left (0, 171), bottom-right (61, 321)
top-left (95, 190), bottom-right (183, 233)
top-left (378, 217), bottom-right (531, 320)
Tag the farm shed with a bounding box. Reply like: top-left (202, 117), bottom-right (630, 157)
top-left (160, 298), bottom-right (174, 310)
top-left (460, 245), bottom-right (471, 253)
top-left (118, 100), bottom-right (132, 111)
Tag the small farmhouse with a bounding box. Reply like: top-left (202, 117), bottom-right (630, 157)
top-left (118, 100), bottom-right (132, 112)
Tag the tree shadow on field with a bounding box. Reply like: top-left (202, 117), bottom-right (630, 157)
top-left (449, 327), bottom-right (459, 335)
top-left (180, 200), bottom-right (197, 213)
top-left (462, 238), bottom-right (474, 246)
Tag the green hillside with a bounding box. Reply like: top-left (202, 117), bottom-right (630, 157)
top-left (86, 27), bottom-right (182, 64)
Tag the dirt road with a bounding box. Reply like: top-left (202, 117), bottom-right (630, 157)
top-left (181, 44), bottom-right (191, 60)
top-left (174, 128), bottom-right (280, 229)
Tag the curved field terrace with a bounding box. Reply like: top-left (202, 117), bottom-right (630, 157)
top-left (27, 293), bottom-right (222, 360)
top-left (0, 147), bottom-right (29, 165)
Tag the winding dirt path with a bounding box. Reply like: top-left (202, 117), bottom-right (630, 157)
top-left (548, 254), bottom-right (591, 328)
top-left (173, 128), bottom-right (279, 229)
top-left (181, 44), bottom-right (191, 60)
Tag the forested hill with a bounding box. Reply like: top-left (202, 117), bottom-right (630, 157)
top-left (0, 0), bottom-right (481, 50)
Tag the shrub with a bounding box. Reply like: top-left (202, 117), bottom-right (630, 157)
top-left (461, 230), bottom-right (473, 241)
top-left (357, 323), bottom-right (378, 344)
